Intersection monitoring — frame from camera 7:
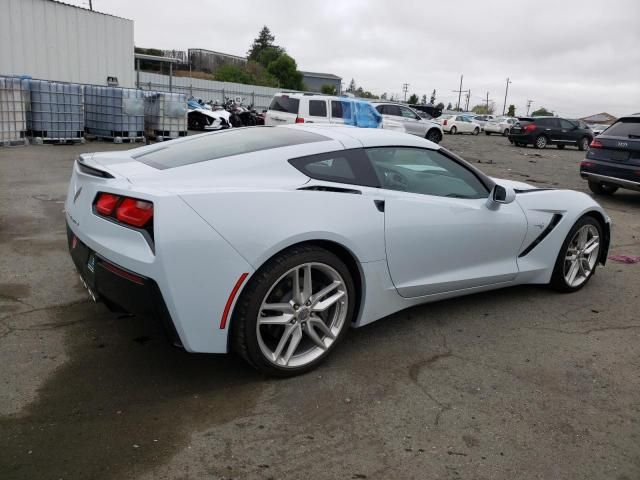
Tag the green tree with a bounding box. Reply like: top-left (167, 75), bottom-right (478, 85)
top-left (380, 92), bottom-right (388, 100)
top-left (267, 53), bottom-right (305, 90)
top-left (347, 78), bottom-right (357, 93)
top-left (446, 102), bottom-right (453, 110)
top-left (430, 89), bottom-right (436, 104)
top-left (507, 104), bottom-right (516, 117)
top-left (532, 107), bottom-right (552, 116)
top-left (436, 102), bottom-right (445, 111)
top-left (215, 64), bottom-right (254, 84)
top-left (471, 103), bottom-right (495, 115)
top-left (255, 45), bottom-right (285, 69)
top-left (408, 93), bottom-right (419, 104)
top-left (247, 26), bottom-right (277, 62)
top-left (321, 84), bottom-right (337, 95)
top-left (421, 94), bottom-right (427, 105)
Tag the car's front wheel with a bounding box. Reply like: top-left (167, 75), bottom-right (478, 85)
top-left (473, 127), bottom-right (480, 135)
top-left (550, 216), bottom-right (602, 292)
top-left (231, 245), bottom-right (355, 377)
top-left (426, 128), bottom-right (442, 144)
top-left (588, 181), bottom-right (618, 195)
top-left (485, 131), bottom-right (491, 135)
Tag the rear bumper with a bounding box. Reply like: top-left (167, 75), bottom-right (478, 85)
top-left (508, 133), bottom-right (535, 143)
top-left (580, 171), bottom-right (640, 192)
top-left (66, 223), bottom-right (182, 346)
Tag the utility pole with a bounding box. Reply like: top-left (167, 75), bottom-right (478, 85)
top-left (402, 83), bottom-right (409, 102)
top-left (465, 90), bottom-right (471, 111)
top-left (502, 77), bottom-right (512, 116)
top-left (452, 74), bottom-right (464, 110)
top-left (88, 0), bottom-right (93, 10)
top-left (486, 92), bottom-right (490, 113)
top-left (526, 99), bottom-right (533, 116)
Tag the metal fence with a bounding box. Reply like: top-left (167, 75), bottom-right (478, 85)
top-left (137, 72), bottom-right (297, 111)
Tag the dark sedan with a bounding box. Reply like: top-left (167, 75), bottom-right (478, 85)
top-left (580, 114), bottom-right (640, 195)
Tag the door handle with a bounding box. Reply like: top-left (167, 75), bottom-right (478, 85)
top-left (374, 200), bottom-right (385, 212)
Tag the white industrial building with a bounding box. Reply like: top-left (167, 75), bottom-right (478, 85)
top-left (0, 0), bottom-right (134, 87)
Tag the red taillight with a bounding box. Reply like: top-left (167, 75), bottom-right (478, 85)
top-left (116, 198), bottom-right (154, 227)
top-left (295, 117), bottom-right (305, 124)
top-left (443, 119), bottom-right (448, 126)
top-left (523, 124), bottom-right (536, 133)
top-left (590, 139), bottom-right (603, 148)
top-left (581, 161), bottom-right (594, 168)
top-left (96, 193), bottom-right (120, 216)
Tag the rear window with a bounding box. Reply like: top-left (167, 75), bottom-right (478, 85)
top-left (309, 100), bottom-right (327, 117)
top-left (133, 127), bottom-right (329, 170)
top-left (603, 119), bottom-right (640, 138)
top-left (268, 96), bottom-right (300, 114)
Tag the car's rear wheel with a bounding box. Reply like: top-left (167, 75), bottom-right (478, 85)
top-left (473, 127), bottom-right (480, 135)
top-left (231, 245), bottom-right (355, 377)
top-left (578, 137), bottom-right (591, 151)
top-left (557, 144), bottom-right (565, 149)
top-left (550, 216), bottom-right (602, 292)
top-left (503, 128), bottom-right (510, 136)
top-left (588, 181), bottom-right (618, 195)
top-left (426, 128), bottom-right (442, 144)
top-left (450, 126), bottom-right (457, 135)
top-left (534, 135), bottom-right (548, 149)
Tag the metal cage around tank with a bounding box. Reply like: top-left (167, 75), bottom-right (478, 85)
top-left (0, 77), bottom-right (30, 146)
top-left (84, 86), bottom-right (145, 143)
top-left (27, 80), bottom-right (84, 143)
top-left (144, 92), bottom-right (188, 141)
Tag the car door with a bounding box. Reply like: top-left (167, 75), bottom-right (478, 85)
top-left (365, 147), bottom-right (528, 298)
top-left (458, 116), bottom-right (472, 133)
top-left (558, 119), bottom-right (579, 144)
top-left (537, 118), bottom-right (562, 143)
top-left (399, 106), bottom-right (425, 136)
top-left (306, 99), bottom-right (331, 124)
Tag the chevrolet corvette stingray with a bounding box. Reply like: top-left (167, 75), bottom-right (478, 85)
top-left (65, 125), bottom-right (610, 376)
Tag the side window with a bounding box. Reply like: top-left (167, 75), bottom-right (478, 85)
top-left (365, 147), bottom-right (488, 199)
top-left (385, 105), bottom-right (402, 117)
top-left (331, 101), bottom-right (343, 118)
top-left (289, 149), bottom-right (377, 186)
top-left (309, 100), bottom-right (327, 117)
top-left (537, 118), bottom-right (560, 128)
top-left (375, 105), bottom-right (384, 114)
top-left (560, 119), bottom-right (576, 129)
top-left (400, 107), bottom-right (418, 119)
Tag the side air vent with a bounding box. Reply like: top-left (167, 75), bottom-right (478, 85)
top-left (519, 213), bottom-right (563, 257)
top-left (297, 186), bottom-right (362, 194)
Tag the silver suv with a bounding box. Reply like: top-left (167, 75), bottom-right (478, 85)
top-left (371, 102), bottom-right (443, 143)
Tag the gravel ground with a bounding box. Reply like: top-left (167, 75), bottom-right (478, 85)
top-left (1, 133), bottom-right (639, 480)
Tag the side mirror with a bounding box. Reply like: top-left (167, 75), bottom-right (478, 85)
top-left (488, 184), bottom-right (516, 207)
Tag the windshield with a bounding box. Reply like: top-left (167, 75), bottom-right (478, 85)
top-left (602, 119), bottom-right (640, 138)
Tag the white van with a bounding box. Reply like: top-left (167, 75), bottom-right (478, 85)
top-left (264, 93), bottom-right (407, 134)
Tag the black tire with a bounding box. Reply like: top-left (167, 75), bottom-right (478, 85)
top-left (578, 137), bottom-right (591, 151)
top-left (503, 128), bottom-right (510, 136)
top-left (588, 181), bottom-right (618, 196)
top-left (449, 126), bottom-right (457, 135)
top-left (534, 135), bottom-right (548, 149)
top-left (550, 215), bottom-right (603, 292)
top-left (426, 128), bottom-right (442, 144)
top-left (473, 127), bottom-right (480, 135)
top-left (557, 144), bottom-right (565, 150)
top-left (485, 131), bottom-right (491, 136)
top-left (230, 245), bottom-right (356, 377)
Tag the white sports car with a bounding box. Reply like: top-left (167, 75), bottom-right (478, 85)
top-left (65, 126), bottom-right (610, 376)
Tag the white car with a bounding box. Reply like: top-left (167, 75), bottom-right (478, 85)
top-left (588, 124), bottom-right (609, 136)
top-left (66, 125), bottom-right (610, 376)
top-left (264, 93), bottom-right (406, 134)
top-left (437, 114), bottom-right (482, 135)
top-left (472, 115), bottom-right (496, 130)
top-left (485, 117), bottom-right (518, 136)
top-left (371, 102), bottom-right (444, 143)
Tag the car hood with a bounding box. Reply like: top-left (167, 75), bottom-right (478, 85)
top-left (491, 177), bottom-right (538, 191)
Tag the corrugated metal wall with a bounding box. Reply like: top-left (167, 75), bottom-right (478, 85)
top-left (0, 0), bottom-right (135, 87)
top-left (137, 72), bottom-right (300, 111)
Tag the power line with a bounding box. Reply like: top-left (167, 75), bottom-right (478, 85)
top-left (402, 83), bottom-right (409, 102)
top-left (452, 74), bottom-right (464, 110)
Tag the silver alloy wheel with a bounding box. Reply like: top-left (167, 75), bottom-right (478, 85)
top-left (536, 136), bottom-right (547, 148)
top-left (256, 262), bottom-right (348, 368)
top-left (564, 224), bottom-right (600, 288)
top-left (581, 138), bottom-right (590, 150)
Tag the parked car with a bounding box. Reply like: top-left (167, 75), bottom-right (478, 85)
top-left (473, 115), bottom-right (496, 130)
top-left (580, 114), bottom-right (640, 195)
top-left (66, 125), bottom-right (610, 376)
top-left (589, 124), bottom-right (610, 136)
top-left (371, 102), bottom-right (443, 143)
top-left (485, 117), bottom-right (517, 136)
top-left (436, 114), bottom-right (481, 135)
top-left (264, 93), bottom-right (406, 134)
top-left (509, 117), bottom-right (593, 150)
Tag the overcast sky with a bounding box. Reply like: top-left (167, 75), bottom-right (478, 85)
top-left (82, 0), bottom-right (639, 118)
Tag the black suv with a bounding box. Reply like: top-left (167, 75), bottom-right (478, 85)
top-left (509, 117), bottom-right (593, 150)
top-left (580, 114), bottom-right (640, 195)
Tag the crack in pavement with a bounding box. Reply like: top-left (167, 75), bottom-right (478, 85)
top-left (0, 299), bottom-right (91, 337)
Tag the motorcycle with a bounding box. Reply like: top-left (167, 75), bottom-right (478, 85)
top-left (187, 98), bottom-right (232, 131)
